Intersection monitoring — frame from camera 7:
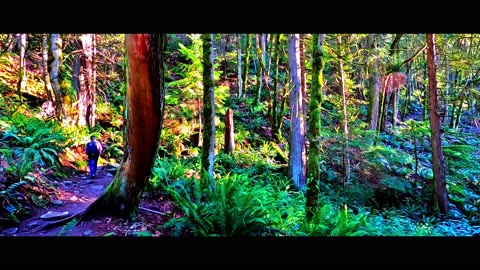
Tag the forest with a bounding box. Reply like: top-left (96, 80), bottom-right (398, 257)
top-left (0, 33), bottom-right (480, 237)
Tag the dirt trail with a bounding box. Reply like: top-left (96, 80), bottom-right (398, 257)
top-left (13, 167), bottom-right (114, 236)
top-left (3, 166), bottom-right (177, 237)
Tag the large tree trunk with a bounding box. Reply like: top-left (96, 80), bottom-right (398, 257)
top-left (50, 34), bottom-right (65, 121)
top-left (201, 33), bottom-right (216, 180)
top-left (72, 50), bottom-right (86, 126)
top-left (366, 34), bottom-right (379, 132)
top-left (288, 34), bottom-right (307, 190)
top-left (306, 33), bottom-right (325, 220)
top-left (42, 34), bottom-right (54, 103)
top-left (90, 34), bottom-right (166, 221)
top-left (17, 33), bottom-right (27, 104)
top-left (426, 33), bottom-right (449, 215)
top-left (72, 34), bottom-right (97, 128)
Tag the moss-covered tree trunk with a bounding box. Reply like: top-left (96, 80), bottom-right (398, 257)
top-left (288, 34), bottom-right (306, 190)
top-left (299, 34), bottom-right (307, 116)
top-left (91, 34), bottom-right (166, 221)
top-left (42, 34), bottom-right (54, 103)
top-left (426, 33), bottom-right (449, 215)
top-left (366, 34), bottom-right (379, 131)
top-left (306, 33), bottom-right (325, 220)
top-left (254, 34), bottom-right (264, 105)
top-left (49, 34), bottom-right (65, 121)
top-left (16, 33), bottom-right (27, 104)
top-left (241, 34), bottom-right (251, 100)
top-left (379, 89), bottom-right (390, 133)
top-left (201, 33), bottom-right (216, 180)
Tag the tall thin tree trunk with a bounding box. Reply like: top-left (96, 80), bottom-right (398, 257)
top-left (288, 34), bottom-right (306, 190)
top-left (241, 34), bottom-right (251, 100)
top-left (255, 34), bottom-right (264, 105)
top-left (401, 64), bottom-right (413, 121)
top-left (377, 74), bottom-right (392, 135)
top-left (262, 33), bottom-right (268, 77)
top-left (423, 52), bottom-right (429, 121)
top-left (237, 34), bottom-right (243, 98)
top-left (299, 34), bottom-right (307, 116)
top-left (201, 33), bottom-right (216, 180)
top-left (17, 34), bottom-right (27, 103)
top-left (42, 34), bottom-right (54, 103)
top-left (306, 33), bottom-right (325, 220)
top-left (392, 88), bottom-right (399, 132)
top-left (224, 108), bottom-right (235, 154)
top-left (72, 50), bottom-right (86, 126)
top-left (271, 34), bottom-right (280, 133)
top-left (441, 61), bottom-right (450, 124)
top-left (50, 34), bottom-right (65, 121)
top-left (276, 69), bottom-right (288, 141)
top-left (426, 33), bottom-right (449, 215)
top-left (380, 90), bottom-right (390, 132)
top-left (89, 34), bottom-right (97, 128)
top-left (198, 98), bottom-right (203, 147)
top-left (337, 34), bottom-right (350, 185)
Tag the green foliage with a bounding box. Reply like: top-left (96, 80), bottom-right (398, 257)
top-left (159, 167), bottom-right (295, 236)
top-left (2, 113), bottom-right (66, 171)
top-left (299, 202), bottom-right (370, 236)
top-left (101, 127), bottom-right (124, 162)
top-left (362, 143), bottom-right (414, 173)
top-left (0, 180), bottom-right (27, 224)
top-left (147, 157), bottom-right (195, 193)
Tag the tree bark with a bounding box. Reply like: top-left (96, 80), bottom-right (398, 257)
top-left (70, 34), bottom-right (97, 128)
top-left (288, 34), bottom-right (307, 190)
top-left (271, 34), bottom-right (281, 133)
top-left (237, 34), bottom-right (243, 98)
top-left (306, 34), bottom-right (325, 220)
top-left (201, 33), bottom-right (216, 180)
top-left (17, 33), bottom-right (27, 104)
top-left (224, 108), bottom-right (235, 154)
top-left (88, 34), bottom-right (98, 129)
top-left (299, 34), bottom-right (307, 116)
top-left (42, 34), bottom-right (54, 103)
top-left (254, 34), bottom-right (264, 105)
top-left (89, 34), bottom-right (166, 221)
top-left (426, 33), bottom-right (449, 215)
top-left (366, 34), bottom-right (379, 132)
top-left (50, 34), bottom-right (65, 121)
top-left (241, 34), bottom-right (251, 100)
top-left (337, 34), bottom-right (351, 186)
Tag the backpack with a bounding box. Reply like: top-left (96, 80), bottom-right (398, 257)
top-left (86, 141), bottom-right (100, 156)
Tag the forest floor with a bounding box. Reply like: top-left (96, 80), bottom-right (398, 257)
top-left (5, 166), bottom-right (178, 237)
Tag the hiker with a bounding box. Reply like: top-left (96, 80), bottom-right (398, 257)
top-left (85, 135), bottom-right (103, 179)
